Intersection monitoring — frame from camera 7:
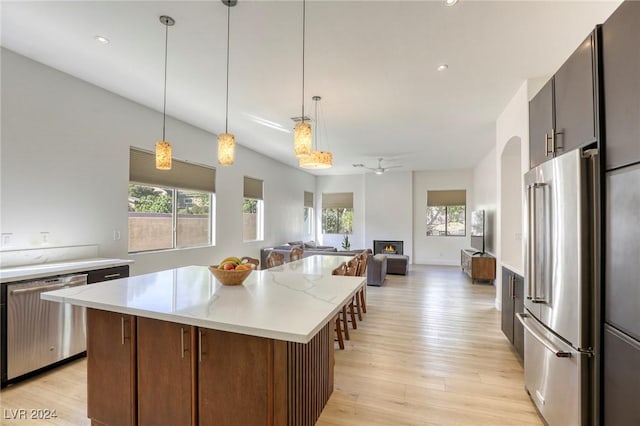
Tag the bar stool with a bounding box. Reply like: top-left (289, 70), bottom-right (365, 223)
top-left (265, 252), bottom-right (285, 268)
top-left (331, 262), bottom-right (348, 349)
top-left (289, 246), bottom-right (304, 262)
top-left (355, 251), bottom-right (368, 316)
top-left (344, 257), bottom-right (360, 329)
top-left (241, 256), bottom-right (260, 269)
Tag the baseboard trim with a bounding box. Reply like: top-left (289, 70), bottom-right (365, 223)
top-left (413, 259), bottom-right (459, 266)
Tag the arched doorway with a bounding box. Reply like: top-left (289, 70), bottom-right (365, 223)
top-left (500, 136), bottom-right (523, 271)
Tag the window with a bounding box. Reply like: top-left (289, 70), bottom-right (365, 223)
top-left (128, 148), bottom-right (215, 253)
top-left (304, 191), bottom-right (314, 236)
top-left (243, 176), bottom-right (264, 241)
top-left (322, 192), bottom-right (353, 234)
top-left (426, 190), bottom-right (466, 236)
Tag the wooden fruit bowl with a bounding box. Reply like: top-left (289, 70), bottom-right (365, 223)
top-left (208, 266), bottom-right (253, 286)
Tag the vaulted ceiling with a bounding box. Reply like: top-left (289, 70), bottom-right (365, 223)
top-left (1, 0), bottom-right (620, 174)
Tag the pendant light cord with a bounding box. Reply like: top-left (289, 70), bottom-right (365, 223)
top-left (301, 0), bottom-right (306, 123)
top-left (225, 4), bottom-right (231, 133)
top-left (313, 97), bottom-right (318, 150)
top-left (162, 21), bottom-right (169, 141)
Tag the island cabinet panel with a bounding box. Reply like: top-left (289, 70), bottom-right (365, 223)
top-left (87, 309), bottom-right (136, 426)
top-left (137, 318), bottom-right (196, 426)
top-left (86, 311), bottom-right (334, 426)
top-left (198, 329), bottom-right (275, 426)
top-left (198, 323), bottom-right (332, 426)
top-left (286, 323), bottom-right (333, 426)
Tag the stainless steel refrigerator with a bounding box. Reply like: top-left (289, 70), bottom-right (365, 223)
top-left (518, 147), bottom-right (600, 425)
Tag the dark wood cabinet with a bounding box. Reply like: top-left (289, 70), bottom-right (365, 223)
top-left (87, 308), bottom-right (136, 426)
top-left (501, 267), bottom-right (524, 360)
top-left (602, 0), bottom-right (640, 171)
top-left (85, 310), bottom-right (333, 426)
top-left (529, 31), bottom-right (599, 169)
top-left (198, 329), bottom-right (276, 426)
top-left (460, 249), bottom-right (496, 283)
top-left (605, 164), bottom-right (640, 341)
top-left (529, 79), bottom-right (555, 169)
top-left (86, 265), bottom-right (129, 284)
top-left (137, 318), bottom-right (195, 426)
top-left (554, 33), bottom-right (598, 156)
top-left (603, 324), bottom-right (640, 426)
top-left (603, 162), bottom-right (640, 425)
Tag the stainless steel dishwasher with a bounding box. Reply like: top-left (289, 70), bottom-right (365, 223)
top-left (6, 274), bottom-right (87, 380)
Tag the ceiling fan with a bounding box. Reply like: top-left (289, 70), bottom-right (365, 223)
top-left (352, 158), bottom-right (402, 175)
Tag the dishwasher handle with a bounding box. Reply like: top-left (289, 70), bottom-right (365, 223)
top-left (10, 274), bottom-right (88, 295)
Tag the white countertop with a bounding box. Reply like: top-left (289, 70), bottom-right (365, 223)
top-left (42, 255), bottom-right (365, 344)
top-left (501, 262), bottom-right (524, 277)
top-left (0, 258), bottom-right (134, 283)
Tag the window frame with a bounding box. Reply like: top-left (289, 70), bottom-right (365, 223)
top-left (425, 204), bottom-right (466, 237)
top-left (242, 197), bottom-right (264, 242)
top-left (303, 206), bottom-right (314, 236)
top-left (128, 182), bottom-right (215, 253)
top-left (321, 207), bottom-right (353, 234)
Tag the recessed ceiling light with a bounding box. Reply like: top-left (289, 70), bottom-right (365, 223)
top-left (437, 64), bottom-right (449, 71)
top-left (94, 35), bottom-right (110, 44)
top-left (444, 0), bottom-right (459, 6)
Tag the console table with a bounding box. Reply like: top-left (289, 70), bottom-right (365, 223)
top-left (460, 249), bottom-right (496, 283)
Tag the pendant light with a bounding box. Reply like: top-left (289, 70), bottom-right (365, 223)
top-left (155, 15), bottom-right (175, 170)
top-left (218, 0), bottom-right (237, 166)
top-left (300, 96), bottom-right (333, 169)
top-left (293, 0), bottom-right (312, 158)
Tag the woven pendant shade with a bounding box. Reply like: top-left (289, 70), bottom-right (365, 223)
top-left (294, 122), bottom-right (312, 158)
top-left (155, 141), bottom-right (172, 170)
top-left (299, 150), bottom-right (333, 169)
top-left (218, 133), bottom-right (235, 166)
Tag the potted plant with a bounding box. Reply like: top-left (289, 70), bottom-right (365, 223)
top-left (341, 234), bottom-right (351, 251)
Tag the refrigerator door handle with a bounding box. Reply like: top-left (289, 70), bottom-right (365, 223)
top-left (526, 183), bottom-right (536, 301)
top-left (528, 182), bottom-right (549, 304)
top-left (517, 313), bottom-right (572, 358)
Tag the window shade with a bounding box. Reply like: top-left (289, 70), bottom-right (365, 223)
top-left (322, 192), bottom-right (353, 209)
top-left (427, 190), bottom-right (466, 206)
top-left (244, 176), bottom-right (264, 200)
top-left (304, 191), bottom-right (314, 208)
top-left (129, 148), bottom-right (215, 192)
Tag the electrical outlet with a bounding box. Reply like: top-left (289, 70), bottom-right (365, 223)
top-left (2, 233), bottom-right (12, 246)
top-left (113, 230), bottom-right (121, 241)
top-left (515, 232), bottom-right (522, 241)
top-left (41, 231), bottom-right (50, 244)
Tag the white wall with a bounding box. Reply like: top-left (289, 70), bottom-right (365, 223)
top-left (1, 49), bottom-right (315, 275)
top-left (364, 171), bottom-right (413, 260)
top-left (472, 147), bottom-right (497, 255)
top-left (315, 174), bottom-right (365, 249)
top-left (494, 81), bottom-right (530, 309)
top-left (412, 169), bottom-right (474, 265)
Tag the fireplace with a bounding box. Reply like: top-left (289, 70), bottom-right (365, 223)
top-left (373, 240), bottom-right (403, 255)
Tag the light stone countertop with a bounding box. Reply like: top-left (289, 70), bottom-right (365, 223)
top-left (42, 255), bottom-right (365, 343)
top-left (0, 258), bottom-right (134, 283)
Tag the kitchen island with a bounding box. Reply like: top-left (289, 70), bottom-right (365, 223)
top-left (42, 255), bottom-right (363, 426)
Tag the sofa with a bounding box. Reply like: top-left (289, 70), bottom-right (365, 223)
top-left (260, 241), bottom-right (371, 268)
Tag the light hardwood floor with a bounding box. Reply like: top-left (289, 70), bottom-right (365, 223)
top-left (0, 265), bottom-right (542, 425)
